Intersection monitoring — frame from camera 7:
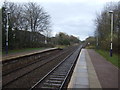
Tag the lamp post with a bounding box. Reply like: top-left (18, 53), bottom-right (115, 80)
top-left (109, 11), bottom-right (113, 57)
top-left (6, 12), bottom-right (10, 55)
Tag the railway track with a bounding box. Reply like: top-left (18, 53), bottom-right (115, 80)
top-left (3, 49), bottom-right (61, 76)
top-left (30, 46), bottom-right (82, 89)
top-left (3, 46), bottom-right (79, 88)
top-left (2, 48), bottom-right (61, 65)
top-left (2, 48), bottom-right (62, 75)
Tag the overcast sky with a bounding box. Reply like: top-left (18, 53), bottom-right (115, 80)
top-left (1, 0), bottom-right (119, 40)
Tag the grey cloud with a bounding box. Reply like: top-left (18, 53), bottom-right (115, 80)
top-left (39, 1), bottom-right (108, 40)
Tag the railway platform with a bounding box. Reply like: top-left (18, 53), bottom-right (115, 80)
top-left (2, 48), bottom-right (57, 62)
top-left (68, 49), bottom-right (101, 88)
top-left (68, 49), bottom-right (119, 88)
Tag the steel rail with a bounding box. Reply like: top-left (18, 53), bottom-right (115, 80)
top-left (2, 48), bottom-right (61, 65)
top-left (29, 46), bottom-right (81, 90)
top-left (2, 47), bottom-right (74, 88)
top-left (3, 50), bottom-right (60, 76)
top-left (59, 47), bottom-right (81, 89)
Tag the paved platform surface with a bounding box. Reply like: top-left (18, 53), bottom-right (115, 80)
top-left (68, 49), bottom-right (101, 88)
top-left (68, 49), bottom-right (119, 89)
top-left (88, 49), bottom-right (119, 88)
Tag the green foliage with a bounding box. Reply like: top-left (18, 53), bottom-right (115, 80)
top-left (2, 30), bottom-right (48, 51)
top-left (86, 36), bottom-right (96, 45)
top-left (2, 2), bottom-right (52, 51)
top-left (53, 32), bottom-right (80, 46)
top-left (85, 36), bottom-right (96, 48)
top-left (55, 45), bottom-right (66, 49)
top-left (96, 49), bottom-right (120, 68)
top-left (94, 2), bottom-right (119, 53)
top-left (86, 45), bottom-right (95, 49)
top-left (56, 32), bottom-right (70, 45)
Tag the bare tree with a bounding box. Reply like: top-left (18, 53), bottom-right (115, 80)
top-left (3, 2), bottom-right (23, 30)
top-left (3, 2), bottom-right (51, 32)
top-left (2, 1), bottom-right (52, 49)
top-left (23, 2), bottom-right (51, 42)
top-left (23, 2), bottom-right (51, 32)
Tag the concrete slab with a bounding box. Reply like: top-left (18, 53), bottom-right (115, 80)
top-left (2, 48), bottom-right (58, 62)
top-left (67, 49), bottom-right (101, 89)
top-left (68, 49), bottom-right (89, 88)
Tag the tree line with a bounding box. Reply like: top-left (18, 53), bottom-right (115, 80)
top-left (2, 2), bottom-right (80, 51)
top-left (2, 2), bottom-right (52, 50)
top-left (51, 32), bottom-right (80, 46)
top-left (94, 2), bottom-right (120, 53)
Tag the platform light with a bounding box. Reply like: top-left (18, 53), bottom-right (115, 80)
top-left (109, 11), bottom-right (113, 57)
top-left (6, 12), bottom-right (10, 55)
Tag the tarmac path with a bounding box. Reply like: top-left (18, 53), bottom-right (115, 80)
top-left (87, 49), bottom-right (119, 88)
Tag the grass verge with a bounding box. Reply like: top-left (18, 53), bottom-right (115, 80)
top-left (95, 49), bottom-right (120, 68)
top-left (55, 45), bottom-right (67, 49)
top-left (86, 45), bottom-right (95, 49)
